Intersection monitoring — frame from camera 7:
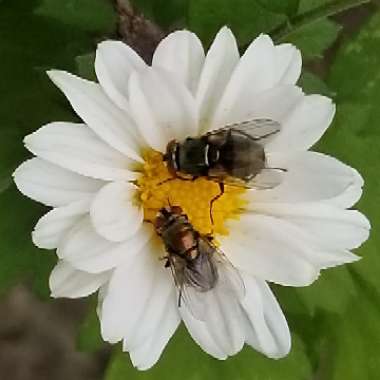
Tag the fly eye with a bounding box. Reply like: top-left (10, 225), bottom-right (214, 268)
top-left (154, 215), bottom-right (165, 232)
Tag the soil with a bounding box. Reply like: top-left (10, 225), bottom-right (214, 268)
top-left (0, 287), bottom-right (109, 380)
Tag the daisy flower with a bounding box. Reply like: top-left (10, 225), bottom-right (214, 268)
top-left (13, 27), bottom-right (369, 370)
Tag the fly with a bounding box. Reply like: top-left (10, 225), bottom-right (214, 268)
top-left (154, 206), bottom-right (245, 320)
top-left (164, 119), bottom-right (285, 221)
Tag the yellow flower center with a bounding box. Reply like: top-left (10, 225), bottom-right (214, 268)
top-left (136, 149), bottom-right (247, 236)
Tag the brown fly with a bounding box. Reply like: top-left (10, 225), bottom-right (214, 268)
top-left (154, 206), bottom-right (245, 320)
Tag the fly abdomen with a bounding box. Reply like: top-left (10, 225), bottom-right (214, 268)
top-left (219, 133), bottom-right (265, 179)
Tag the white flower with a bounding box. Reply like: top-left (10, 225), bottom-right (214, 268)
top-left (13, 27), bottom-right (369, 370)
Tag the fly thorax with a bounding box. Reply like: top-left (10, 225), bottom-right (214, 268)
top-left (206, 144), bottom-right (220, 165)
top-left (178, 138), bottom-right (209, 175)
top-left (163, 223), bottom-right (197, 255)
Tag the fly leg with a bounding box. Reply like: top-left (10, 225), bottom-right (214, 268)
top-left (158, 173), bottom-right (198, 186)
top-left (178, 288), bottom-right (183, 307)
top-left (157, 177), bottom-right (176, 186)
top-left (262, 167), bottom-right (288, 172)
top-left (158, 255), bottom-right (171, 268)
top-left (209, 182), bottom-right (224, 225)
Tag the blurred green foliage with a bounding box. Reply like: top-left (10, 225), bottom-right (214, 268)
top-left (0, 0), bottom-right (116, 294)
top-left (0, 0), bottom-right (378, 379)
top-left (284, 19), bottom-right (342, 59)
top-left (325, 7), bottom-right (380, 303)
top-left (105, 329), bottom-right (311, 380)
top-left (77, 297), bottom-right (105, 352)
top-left (35, 0), bottom-right (116, 33)
top-left (319, 13), bottom-right (380, 378)
top-left (187, 0), bottom-right (287, 46)
top-left (298, 71), bottom-right (336, 97)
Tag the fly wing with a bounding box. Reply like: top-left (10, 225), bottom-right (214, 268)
top-left (206, 118), bottom-right (284, 190)
top-left (179, 238), bottom-right (245, 321)
top-left (179, 249), bottom-right (217, 320)
top-left (209, 243), bottom-right (245, 301)
top-left (244, 167), bottom-right (286, 189)
top-left (207, 118), bottom-right (281, 145)
top-left (207, 167), bottom-right (285, 190)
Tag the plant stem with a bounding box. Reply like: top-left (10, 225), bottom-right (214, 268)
top-left (270, 0), bottom-right (371, 41)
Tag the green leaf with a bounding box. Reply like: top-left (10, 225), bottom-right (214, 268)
top-left (327, 275), bottom-right (380, 380)
top-left (105, 327), bottom-right (311, 380)
top-left (153, 0), bottom-right (189, 28)
top-left (298, 0), bottom-right (331, 13)
top-left (77, 298), bottom-right (105, 352)
top-left (130, 0), bottom-right (189, 29)
top-left (188, 0), bottom-right (287, 46)
top-left (0, 186), bottom-right (56, 297)
top-left (284, 18), bottom-right (341, 59)
top-left (76, 52), bottom-right (96, 81)
top-left (274, 9), bottom-right (380, 376)
top-left (133, 0), bottom-right (297, 32)
top-left (298, 70), bottom-right (336, 97)
top-left (0, 0), bottom-right (116, 192)
top-left (35, 0), bottom-right (117, 34)
top-left (257, 0), bottom-right (300, 16)
top-left (291, 13), bottom-right (380, 378)
top-left (295, 267), bottom-right (357, 315)
top-left (273, 267), bottom-right (357, 320)
top-left (0, 0), bottom-right (116, 294)
top-left (321, 10), bottom-right (380, 297)
top-left (301, 281), bottom-right (380, 380)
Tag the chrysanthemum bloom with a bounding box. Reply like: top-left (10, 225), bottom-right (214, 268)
top-left (14, 27), bottom-right (369, 370)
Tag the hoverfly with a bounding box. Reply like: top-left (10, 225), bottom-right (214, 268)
top-left (154, 206), bottom-right (245, 320)
top-left (164, 119), bottom-right (284, 219)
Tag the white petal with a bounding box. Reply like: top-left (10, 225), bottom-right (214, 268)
top-left (153, 30), bottom-right (205, 94)
top-left (24, 122), bottom-right (135, 181)
top-left (180, 306), bottom-right (227, 359)
top-left (33, 199), bottom-right (91, 249)
top-left (13, 158), bottom-right (103, 207)
top-left (95, 40), bottom-right (146, 111)
top-left (250, 202), bottom-right (370, 255)
top-left (128, 72), bottom-right (167, 151)
top-left (47, 70), bottom-right (142, 162)
top-left (275, 43), bottom-right (302, 85)
top-left (212, 34), bottom-right (276, 126)
top-left (251, 151), bottom-right (363, 205)
top-left (225, 85), bottom-right (304, 127)
top-left (241, 274), bottom-right (290, 358)
top-left (221, 214), bottom-right (320, 286)
top-left (49, 260), bottom-right (109, 298)
top-left (58, 217), bottom-right (152, 273)
top-left (196, 26), bottom-right (240, 133)
top-left (96, 283), bottom-right (109, 320)
top-left (129, 67), bottom-right (198, 151)
top-left (90, 181), bottom-right (143, 242)
top-left (180, 280), bottom-right (245, 357)
top-left (326, 169), bottom-right (364, 208)
top-left (266, 95), bottom-right (335, 152)
top-left (225, 208), bottom-right (367, 283)
top-left (127, 306), bottom-right (180, 371)
top-left (100, 238), bottom-right (176, 345)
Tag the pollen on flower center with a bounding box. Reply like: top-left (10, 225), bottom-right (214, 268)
top-left (136, 149), bottom-right (247, 236)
